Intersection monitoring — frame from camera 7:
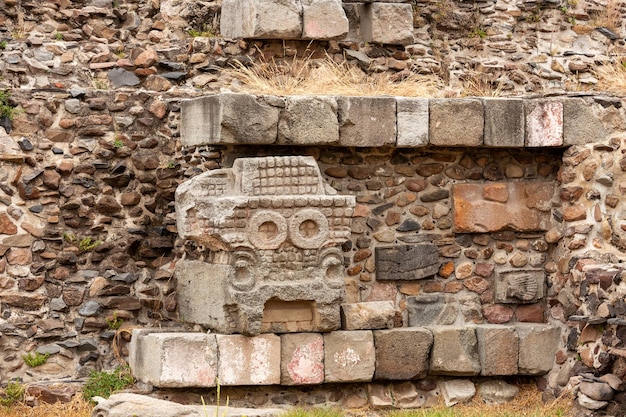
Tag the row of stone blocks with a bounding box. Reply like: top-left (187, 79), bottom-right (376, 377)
top-left (129, 324), bottom-right (560, 388)
top-left (221, 0), bottom-right (414, 45)
top-left (181, 93), bottom-right (603, 149)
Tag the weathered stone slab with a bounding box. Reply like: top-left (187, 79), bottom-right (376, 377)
top-left (525, 100), bottom-right (563, 147)
top-left (342, 3), bottom-right (362, 42)
top-left (324, 330), bottom-right (375, 382)
top-left (516, 324), bottom-right (560, 375)
top-left (359, 3), bottom-right (414, 45)
top-left (439, 379), bottom-right (476, 406)
top-left (484, 98), bottom-right (524, 147)
top-left (302, 0), bottom-right (349, 39)
top-left (429, 327), bottom-right (481, 376)
top-left (396, 98), bottom-right (429, 147)
top-left (373, 328), bottom-right (433, 380)
top-left (129, 332), bottom-right (217, 388)
top-left (217, 334), bottom-right (281, 385)
top-left (563, 98), bottom-right (608, 146)
top-left (407, 295), bottom-right (458, 327)
top-left (280, 333), bottom-right (324, 385)
top-left (277, 96), bottom-right (339, 145)
top-left (430, 99), bottom-right (483, 146)
top-left (341, 301), bottom-right (395, 330)
top-left (337, 96), bottom-right (396, 146)
top-left (479, 380), bottom-right (519, 404)
top-left (452, 182), bottom-right (553, 233)
top-left (476, 325), bottom-right (518, 376)
top-left (180, 94), bottom-right (282, 147)
top-left (375, 244), bottom-right (439, 280)
top-left (494, 270), bottom-right (545, 304)
top-left (220, 0), bottom-right (302, 39)
top-left (92, 393), bottom-right (285, 417)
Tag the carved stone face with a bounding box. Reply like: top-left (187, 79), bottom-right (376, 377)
top-left (495, 270), bottom-right (545, 304)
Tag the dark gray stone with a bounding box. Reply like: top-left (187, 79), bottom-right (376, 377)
top-left (484, 98), bottom-right (524, 147)
top-left (108, 68), bottom-right (141, 88)
top-left (375, 244), bottom-right (439, 280)
top-left (78, 300), bottom-right (101, 317)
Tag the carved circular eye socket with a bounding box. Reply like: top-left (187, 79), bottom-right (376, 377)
top-left (231, 252), bottom-right (256, 291)
top-left (248, 211), bottom-right (287, 249)
top-left (289, 209), bottom-right (329, 249)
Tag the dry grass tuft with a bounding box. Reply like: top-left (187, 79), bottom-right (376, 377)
top-left (593, 0), bottom-right (621, 31)
top-left (228, 55), bottom-right (444, 97)
top-left (595, 57), bottom-right (626, 93)
top-left (0, 395), bottom-right (93, 417)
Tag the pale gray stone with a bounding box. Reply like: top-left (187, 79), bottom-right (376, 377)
top-left (430, 99), bottom-right (484, 146)
top-left (129, 332), bottom-right (218, 388)
top-left (359, 3), bottom-right (414, 45)
top-left (220, 0), bottom-right (302, 39)
top-left (302, 0), bottom-right (348, 40)
top-left (429, 327), bottom-right (481, 376)
top-left (396, 98), bottom-right (429, 147)
top-left (407, 295), bottom-right (458, 327)
top-left (92, 393), bottom-right (285, 417)
top-left (277, 96), bottom-right (339, 145)
top-left (373, 328), bottom-right (433, 380)
top-left (484, 98), bottom-right (524, 147)
top-left (341, 301), bottom-right (395, 330)
top-left (579, 381), bottom-right (614, 401)
top-left (476, 325), bottom-right (518, 376)
top-left (563, 98), bottom-right (608, 146)
top-left (439, 379), bottom-right (476, 406)
top-left (337, 96), bottom-right (396, 146)
top-left (217, 334), bottom-right (281, 386)
top-left (324, 330), bottom-right (375, 382)
top-left (577, 393), bottom-right (608, 410)
top-left (516, 324), bottom-right (560, 375)
top-left (180, 93), bottom-right (282, 147)
top-left (478, 380), bottom-right (519, 404)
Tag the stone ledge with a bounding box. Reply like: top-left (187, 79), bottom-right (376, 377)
top-left (180, 93), bottom-right (597, 149)
top-left (129, 324), bottom-right (560, 388)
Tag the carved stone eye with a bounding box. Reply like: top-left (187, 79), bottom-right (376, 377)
top-left (248, 210), bottom-right (287, 249)
top-left (289, 209), bottom-right (329, 249)
top-left (230, 251), bottom-right (257, 291)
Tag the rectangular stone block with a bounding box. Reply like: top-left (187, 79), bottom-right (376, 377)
top-left (494, 270), bottom-right (545, 304)
top-left (407, 294), bottom-right (458, 327)
top-left (217, 334), bottom-right (281, 385)
top-left (563, 98), bottom-right (608, 146)
top-left (452, 182), bottom-right (553, 233)
top-left (429, 327), bottom-right (481, 376)
top-left (516, 324), bottom-right (560, 375)
top-left (341, 301), bottom-right (395, 330)
top-left (342, 3), bottom-right (362, 42)
top-left (277, 96), bottom-right (339, 145)
top-left (220, 0), bottom-right (302, 39)
top-left (129, 331), bottom-right (218, 388)
top-left (374, 328), bottom-right (433, 380)
top-left (375, 244), bottom-right (439, 280)
top-left (280, 333), bottom-right (324, 385)
top-left (483, 98), bottom-right (524, 147)
top-left (180, 93), bottom-right (281, 147)
top-left (337, 96), bottom-right (396, 147)
top-left (429, 99), bottom-right (484, 146)
top-left (396, 98), bottom-right (429, 147)
top-left (525, 100), bottom-right (563, 147)
top-left (302, 0), bottom-right (349, 40)
top-left (359, 3), bottom-right (414, 45)
top-left (324, 330), bottom-right (375, 382)
top-left (476, 325), bottom-right (518, 376)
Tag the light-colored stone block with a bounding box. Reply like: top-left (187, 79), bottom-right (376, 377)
top-left (484, 98), bottom-right (524, 147)
top-left (373, 328), bottom-right (433, 380)
top-left (525, 100), bottom-right (563, 147)
top-left (338, 96), bottom-right (396, 147)
top-left (563, 98), bottom-right (608, 146)
top-left (439, 379), bottom-right (476, 406)
top-left (220, 0), bottom-right (302, 39)
top-left (516, 324), bottom-right (560, 375)
top-left (324, 330), bottom-right (375, 382)
top-left (278, 96), bottom-right (339, 145)
top-left (430, 99), bottom-right (484, 146)
top-left (280, 333), bottom-right (324, 385)
top-left (429, 327), bottom-right (481, 376)
top-left (452, 182), bottom-right (553, 233)
top-left (217, 334), bottom-right (281, 385)
top-left (302, 0), bottom-right (349, 39)
top-left (359, 3), bottom-right (414, 45)
top-left (476, 325), bottom-right (518, 376)
top-left (129, 331), bottom-right (218, 388)
top-left (180, 93), bottom-right (282, 147)
top-left (407, 295), bottom-right (458, 327)
top-left (396, 98), bottom-right (429, 147)
top-left (341, 301), bottom-right (395, 330)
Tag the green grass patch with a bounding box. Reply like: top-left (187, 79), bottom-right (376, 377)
top-left (82, 366), bottom-right (134, 402)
